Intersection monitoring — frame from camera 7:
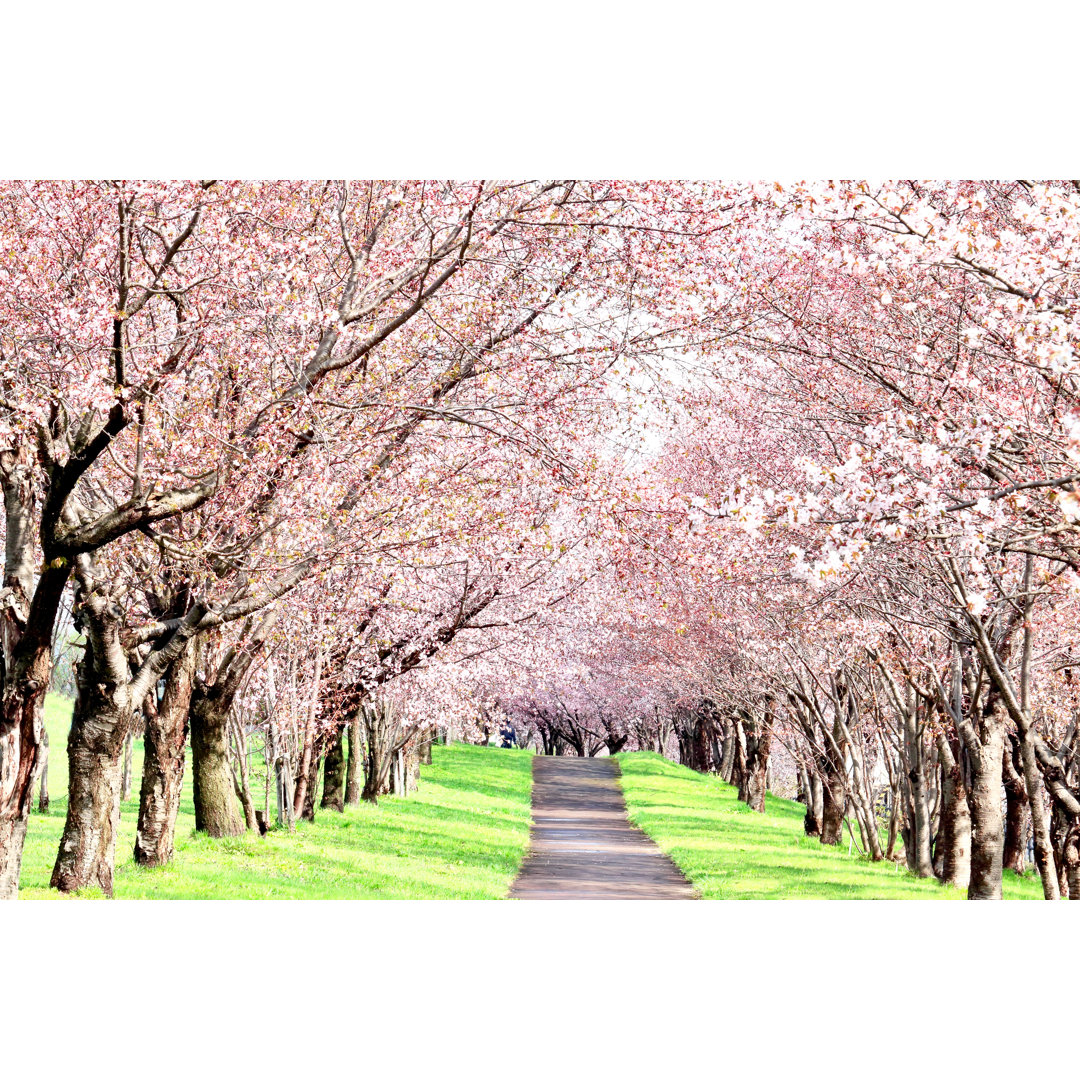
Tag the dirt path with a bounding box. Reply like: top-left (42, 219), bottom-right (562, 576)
top-left (508, 756), bottom-right (696, 899)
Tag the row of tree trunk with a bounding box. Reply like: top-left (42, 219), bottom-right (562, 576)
top-left (35, 634), bottom-right (430, 895)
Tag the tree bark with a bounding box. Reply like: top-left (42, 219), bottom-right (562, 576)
top-left (0, 600), bottom-right (62, 897)
top-left (344, 713), bottom-right (363, 805)
top-left (935, 731), bottom-right (971, 890)
top-left (0, 464), bottom-right (68, 898)
top-left (1018, 725), bottom-right (1060, 899)
top-left (737, 713), bottom-right (773, 813)
top-left (719, 730), bottom-right (736, 783)
top-left (1063, 823), bottom-right (1080, 900)
top-left (903, 701), bottom-right (934, 878)
top-left (802, 767), bottom-right (823, 837)
top-left (291, 621), bottom-right (323, 818)
top-left (418, 724), bottom-right (435, 766)
top-left (36, 723), bottom-right (50, 814)
top-left (966, 693), bottom-right (1007, 900)
top-left (50, 670), bottom-right (128, 896)
top-left (321, 726), bottom-right (345, 811)
top-left (190, 689), bottom-right (245, 838)
top-left (821, 774), bottom-right (845, 845)
top-left (1002, 734), bottom-right (1028, 877)
top-left (135, 641), bottom-right (197, 866)
top-left (361, 701), bottom-right (401, 805)
top-left (120, 729), bottom-right (135, 802)
top-left (229, 719), bottom-right (258, 832)
top-left (51, 567), bottom-right (206, 894)
top-left (300, 749), bottom-right (320, 822)
top-left (389, 742), bottom-right (420, 796)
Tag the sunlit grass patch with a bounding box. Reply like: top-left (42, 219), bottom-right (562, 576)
top-left (21, 696), bottom-right (533, 900)
top-left (615, 751), bottom-right (1041, 900)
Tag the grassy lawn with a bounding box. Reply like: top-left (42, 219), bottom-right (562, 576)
top-left (21, 695), bottom-right (533, 899)
top-left (615, 751), bottom-right (1043, 900)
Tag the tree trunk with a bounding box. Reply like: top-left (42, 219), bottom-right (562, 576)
top-left (229, 720), bottom-right (258, 832)
top-left (300, 749), bottom-right (320, 822)
top-left (389, 743), bottom-right (420, 796)
top-left (0, 664), bottom-right (51, 898)
top-left (50, 682), bottom-right (128, 896)
top-left (120, 729), bottom-right (135, 802)
top-left (807, 768), bottom-right (820, 833)
top-left (135, 642), bottom-right (197, 866)
top-left (291, 624), bottom-right (323, 818)
top-left (36, 723), bottom-right (50, 814)
top-left (821, 774), bottom-right (845, 845)
top-left (739, 750), bottom-right (768, 812)
top-left (935, 732), bottom-right (971, 890)
top-left (0, 556), bottom-right (68, 899)
top-left (419, 725), bottom-right (435, 766)
top-left (344, 713), bottom-right (363, 806)
top-left (903, 705), bottom-right (934, 878)
top-left (361, 701), bottom-right (400, 805)
top-left (1018, 725), bottom-right (1060, 899)
top-left (51, 571), bottom-right (205, 894)
top-left (321, 727), bottom-right (345, 812)
top-left (190, 690), bottom-right (244, 838)
top-left (275, 753), bottom-right (295, 831)
top-left (966, 694), bottom-right (1006, 900)
top-left (1002, 735), bottom-right (1028, 877)
top-left (1063, 823), bottom-right (1080, 900)
top-left (719, 732), bottom-right (736, 784)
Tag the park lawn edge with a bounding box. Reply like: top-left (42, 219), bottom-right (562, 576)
top-left (614, 751), bottom-right (1042, 900)
top-left (22, 696), bottom-right (534, 900)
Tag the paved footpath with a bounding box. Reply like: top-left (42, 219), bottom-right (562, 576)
top-left (508, 756), bottom-right (696, 899)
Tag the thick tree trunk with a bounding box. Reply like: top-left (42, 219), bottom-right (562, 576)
top-left (680, 712), bottom-right (712, 773)
top-left (0, 815), bottom-right (30, 900)
top-left (135, 643), bottom-right (197, 866)
top-left (736, 712), bottom-right (773, 812)
top-left (0, 553), bottom-right (68, 898)
top-left (191, 691), bottom-right (244, 838)
top-left (935, 732), bottom-right (971, 890)
top-left (51, 572), bottom-right (205, 894)
top-left (50, 686), bottom-right (128, 896)
top-left (344, 713), bottom-right (363, 806)
top-left (966, 696), bottom-right (1006, 901)
top-left (739, 752), bottom-right (768, 812)
top-left (321, 727), bottom-right (345, 812)
top-left (0, 654), bottom-right (53, 898)
top-left (821, 775), bottom-right (845, 845)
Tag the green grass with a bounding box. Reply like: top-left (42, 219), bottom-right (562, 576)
top-left (21, 695), bottom-right (533, 899)
top-left (615, 751), bottom-right (1044, 900)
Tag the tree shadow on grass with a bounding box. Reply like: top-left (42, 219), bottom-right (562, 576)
top-left (615, 752), bottom-right (1038, 900)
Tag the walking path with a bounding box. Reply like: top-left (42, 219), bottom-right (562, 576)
top-left (508, 756), bottom-right (696, 899)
